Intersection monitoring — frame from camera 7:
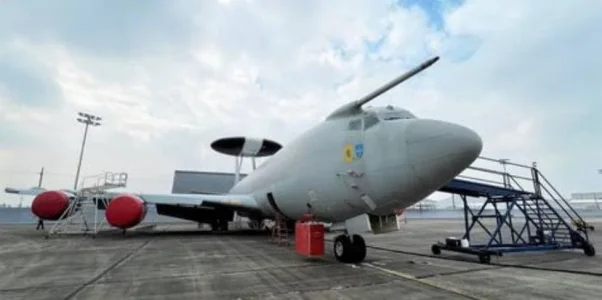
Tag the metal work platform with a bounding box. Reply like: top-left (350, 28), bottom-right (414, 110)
top-left (432, 157), bottom-right (596, 263)
top-left (46, 171), bottom-right (128, 238)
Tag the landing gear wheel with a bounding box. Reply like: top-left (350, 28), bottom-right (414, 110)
top-left (249, 219), bottom-right (261, 230)
top-left (220, 219), bottom-right (229, 232)
top-left (584, 243), bottom-right (596, 257)
top-left (478, 253), bottom-right (491, 264)
top-left (334, 235), bottom-right (352, 263)
top-left (431, 244), bottom-right (441, 255)
top-left (210, 220), bottom-right (219, 232)
top-left (333, 234), bottom-right (367, 264)
top-left (350, 234), bottom-right (367, 263)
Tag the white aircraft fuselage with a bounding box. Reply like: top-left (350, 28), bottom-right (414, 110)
top-left (4, 56), bottom-right (483, 264)
top-left (230, 105), bottom-right (482, 223)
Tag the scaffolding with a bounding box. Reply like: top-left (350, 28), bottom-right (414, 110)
top-left (270, 213), bottom-right (290, 246)
top-left (432, 156), bottom-right (596, 263)
top-left (45, 171), bottom-right (128, 238)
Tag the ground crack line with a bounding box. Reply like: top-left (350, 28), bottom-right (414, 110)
top-left (61, 229), bottom-right (163, 300)
top-left (325, 239), bottom-right (602, 278)
top-left (363, 262), bottom-right (486, 300)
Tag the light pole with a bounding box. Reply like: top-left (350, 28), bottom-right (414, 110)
top-left (594, 169), bottom-right (602, 209)
top-left (73, 112), bottom-right (102, 190)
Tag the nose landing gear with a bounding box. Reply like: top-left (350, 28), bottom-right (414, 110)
top-left (333, 234), bottom-right (367, 264)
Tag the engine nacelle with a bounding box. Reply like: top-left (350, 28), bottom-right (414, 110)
top-left (31, 190), bottom-right (73, 220)
top-left (105, 194), bottom-right (147, 229)
top-left (211, 136), bottom-right (282, 157)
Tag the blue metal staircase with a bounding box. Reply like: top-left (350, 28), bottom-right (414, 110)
top-left (431, 157), bottom-right (596, 264)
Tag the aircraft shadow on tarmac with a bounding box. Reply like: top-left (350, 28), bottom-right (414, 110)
top-left (34, 226), bottom-right (275, 240)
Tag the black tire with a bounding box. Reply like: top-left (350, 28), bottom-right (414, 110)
top-left (350, 234), bottom-right (367, 263)
top-left (211, 220), bottom-right (219, 232)
top-left (584, 243), bottom-right (596, 257)
top-left (431, 244), bottom-right (441, 255)
top-left (220, 219), bottom-right (229, 231)
top-left (478, 254), bottom-right (491, 264)
top-left (334, 235), bottom-right (352, 263)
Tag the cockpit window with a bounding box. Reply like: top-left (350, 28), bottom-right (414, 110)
top-left (381, 110), bottom-right (416, 120)
top-left (348, 118), bottom-right (362, 130)
top-left (365, 105), bottom-right (417, 122)
top-left (363, 114), bottom-right (380, 130)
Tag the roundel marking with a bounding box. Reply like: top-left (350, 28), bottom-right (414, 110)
top-left (344, 143), bottom-right (354, 163)
top-left (355, 143), bottom-right (364, 158)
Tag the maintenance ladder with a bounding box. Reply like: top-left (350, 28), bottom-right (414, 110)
top-left (432, 157), bottom-right (596, 263)
top-left (45, 172), bottom-right (128, 238)
top-left (271, 213), bottom-right (290, 246)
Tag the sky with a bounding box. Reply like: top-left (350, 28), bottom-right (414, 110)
top-left (1, 0), bottom-right (601, 206)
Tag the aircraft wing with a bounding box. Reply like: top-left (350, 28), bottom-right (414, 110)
top-left (5, 185), bottom-right (262, 213)
top-left (4, 187), bottom-right (47, 196)
top-left (136, 193), bottom-right (261, 212)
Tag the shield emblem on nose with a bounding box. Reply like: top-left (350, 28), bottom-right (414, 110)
top-left (355, 143), bottom-right (364, 158)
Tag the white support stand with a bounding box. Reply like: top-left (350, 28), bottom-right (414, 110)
top-left (233, 154), bottom-right (258, 185)
top-left (211, 136), bottom-right (281, 230)
top-left (234, 154), bottom-right (244, 185)
top-left (45, 171), bottom-right (128, 238)
top-left (231, 155), bottom-right (256, 230)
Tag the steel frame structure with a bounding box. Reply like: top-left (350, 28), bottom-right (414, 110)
top-left (45, 171), bottom-right (128, 238)
top-left (431, 156), bottom-right (596, 263)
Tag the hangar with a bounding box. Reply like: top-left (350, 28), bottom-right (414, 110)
top-left (171, 170), bottom-right (247, 195)
top-left (162, 170), bottom-right (256, 230)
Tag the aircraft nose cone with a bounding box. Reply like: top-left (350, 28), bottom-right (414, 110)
top-left (406, 119), bottom-right (482, 194)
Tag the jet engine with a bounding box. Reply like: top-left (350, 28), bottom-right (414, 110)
top-left (31, 190), bottom-right (74, 220)
top-left (105, 194), bottom-right (147, 229)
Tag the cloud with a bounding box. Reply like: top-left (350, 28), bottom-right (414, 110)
top-left (0, 1), bottom-right (196, 58)
top-left (0, 45), bottom-right (62, 107)
top-left (1, 0), bottom-right (601, 206)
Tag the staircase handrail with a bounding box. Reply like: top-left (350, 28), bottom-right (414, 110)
top-left (535, 169), bottom-right (587, 227)
top-left (467, 157), bottom-right (590, 226)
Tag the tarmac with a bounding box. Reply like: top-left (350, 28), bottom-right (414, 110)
top-left (1, 218), bottom-right (601, 300)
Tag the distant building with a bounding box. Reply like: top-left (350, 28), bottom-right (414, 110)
top-left (171, 170), bottom-right (247, 194)
top-left (408, 199), bottom-right (437, 210)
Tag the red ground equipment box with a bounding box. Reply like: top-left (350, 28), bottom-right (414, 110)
top-left (295, 215), bottom-right (325, 257)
